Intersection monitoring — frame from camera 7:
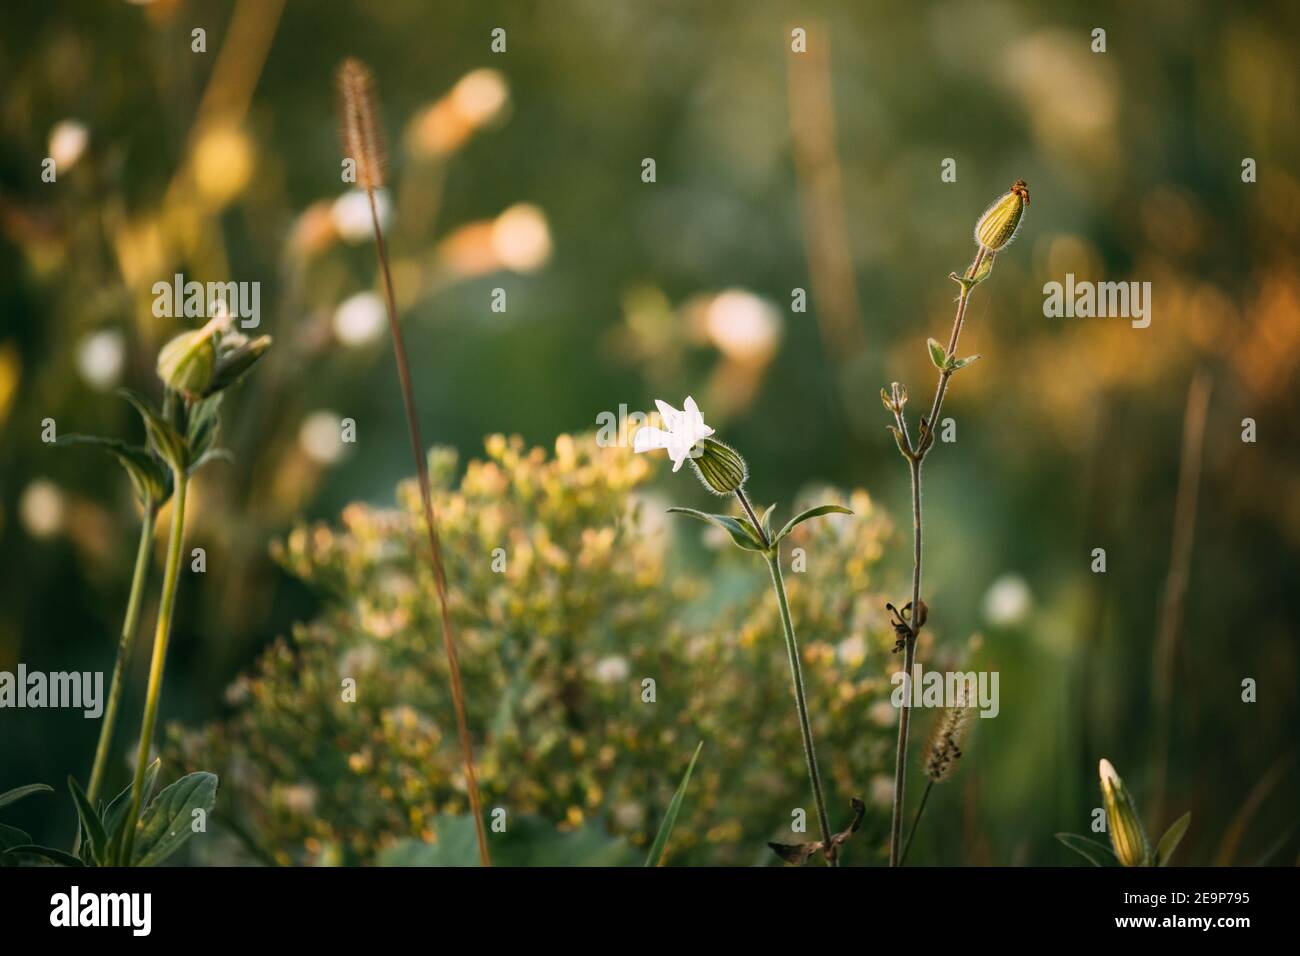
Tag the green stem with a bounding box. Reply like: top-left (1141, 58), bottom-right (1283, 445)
top-left (87, 508), bottom-right (156, 807)
top-left (764, 549), bottom-right (837, 865)
top-left (899, 778), bottom-right (934, 866)
top-left (120, 469), bottom-right (188, 866)
top-left (889, 458), bottom-right (923, 866)
top-left (889, 250), bottom-right (983, 867)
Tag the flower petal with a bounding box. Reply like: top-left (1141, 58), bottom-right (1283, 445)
top-left (633, 425), bottom-right (669, 453)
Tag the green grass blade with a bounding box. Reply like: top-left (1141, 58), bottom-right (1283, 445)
top-left (644, 741), bottom-right (703, 867)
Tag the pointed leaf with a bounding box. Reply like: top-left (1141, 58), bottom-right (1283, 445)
top-left (1155, 811), bottom-right (1191, 867)
top-left (666, 507), bottom-right (765, 551)
top-left (67, 777), bottom-right (108, 866)
top-left (186, 393), bottom-right (223, 462)
top-left (1055, 832), bottom-right (1119, 867)
top-left (947, 353), bottom-right (982, 371)
top-left (773, 504), bottom-right (853, 545)
top-left (927, 337), bottom-right (948, 370)
top-left (760, 503), bottom-right (777, 541)
top-left (645, 742), bottom-right (703, 867)
top-left (58, 434), bottom-right (169, 505)
top-left (886, 425), bottom-right (911, 459)
top-left (5, 844), bottom-right (83, 867)
top-left (0, 783), bottom-right (53, 811)
top-left (130, 771), bottom-right (218, 867)
top-left (104, 758), bottom-right (161, 861)
top-left (0, 822), bottom-right (32, 850)
top-left (188, 446), bottom-right (234, 476)
top-left (120, 389), bottom-right (186, 470)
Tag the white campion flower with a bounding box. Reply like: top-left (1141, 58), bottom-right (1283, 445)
top-left (632, 396), bottom-right (715, 473)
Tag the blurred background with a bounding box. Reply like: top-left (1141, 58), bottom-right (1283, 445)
top-left (1, 0), bottom-right (1297, 864)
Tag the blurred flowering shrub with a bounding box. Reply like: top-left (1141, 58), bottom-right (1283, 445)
top-left (167, 434), bottom-right (901, 865)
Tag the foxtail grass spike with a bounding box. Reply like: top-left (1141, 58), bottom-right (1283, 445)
top-left (334, 56), bottom-right (490, 867)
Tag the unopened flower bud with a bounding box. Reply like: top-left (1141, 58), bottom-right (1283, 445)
top-left (690, 438), bottom-right (748, 496)
top-left (1099, 758), bottom-right (1151, 866)
top-left (207, 334), bottom-right (273, 395)
top-left (974, 179), bottom-right (1029, 253)
top-left (156, 318), bottom-right (223, 397)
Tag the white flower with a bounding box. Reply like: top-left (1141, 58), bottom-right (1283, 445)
top-left (632, 396), bottom-right (715, 473)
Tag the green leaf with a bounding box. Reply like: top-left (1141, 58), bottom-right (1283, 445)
top-left (927, 337), bottom-right (948, 370)
top-left (947, 354), bottom-right (982, 371)
top-left (1155, 811), bottom-right (1191, 867)
top-left (120, 389), bottom-right (186, 470)
top-left (104, 758), bottom-right (161, 862)
top-left (1055, 832), bottom-right (1119, 867)
top-left (57, 434), bottom-right (170, 505)
top-left (129, 771), bottom-right (217, 867)
top-left (188, 446), bottom-right (234, 476)
top-left (759, 503), bottom-right (777, 541)
top-left (0, 822), bottom-right (32, 850)
top-left (886, 425), bottom-right (911, 459)
top-left (67, 777), bottom-right (108, 867)
top-left (772, 504), bottom-right (853, 545)
top-left (186, 393), bottom-right (223, 464)
top-left (5, 844), bottom-right (83, 867)
top-left (666, 507), bottom-right (765, 551)
top-left (645, 741), bottom-right (703, 867)
top-left (0, 783), bottom-right (53, 811)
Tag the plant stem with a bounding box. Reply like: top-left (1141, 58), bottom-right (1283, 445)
top-left (87, 508), bottom-right (156, 806)
top-left (753, 505), bottom-right (836, 865)
top-left (888, 248), bottom-right (983, 867)
top-left (120, 470), bottom-right (188, 866)
top-left (899, 778), bottom-right (934, 866)
top-left (366, 187), bottom-right (491, 867)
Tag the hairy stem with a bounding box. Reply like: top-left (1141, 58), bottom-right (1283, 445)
top-left (87, 508), bottom-right (156, 806)
top-left (900, 778), bottom-right (934, 866)
top-left (121, 471), bottom-right (187, 866)
top-left (889, 248), bottom-right (984, 867)
top-left (367, 187), bottom-right (491, 867)
top-left (753, 504), bottom-right (835, 865)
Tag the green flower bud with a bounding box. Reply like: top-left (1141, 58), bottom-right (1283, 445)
top-left (1099, 758), bottom-right (1152, 866)
top-left (974, 179), bottom-right (1029, 253)
top-left (690, 438), bottom-right (748, 496)
top-left (207, 334), bottom-right (273, 395)
top-left (157, 320), bottom-right (220, 397)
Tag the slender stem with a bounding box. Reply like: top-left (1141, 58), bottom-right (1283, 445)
top-left (889, 460), bottom-right (922, 866)
top-left (120, 470), bottom-right (188, 866)
top-left (889, 248), bottom-right (983, 867)
top-left (899, 778), bottom-right (934, 866)
top-left (366, 187), bottom-right (491, 867)
top-left (763, 548), bottom-right (837, 865)
top-left (87, 508), bottom-right (156, 806)
top-left (735, 487), bottom-right (770, 549)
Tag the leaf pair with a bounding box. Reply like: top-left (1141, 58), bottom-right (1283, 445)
top-left (927, 338), bottom-right (981, 374)
top-left (667, 503), bottom-right (853, 554)
top-left (66, 767), bottom-right (217, 867)
top-left (1055, 811), bottom-right (1191, 867)
top-left (120, 389), bottom-right (229, 476)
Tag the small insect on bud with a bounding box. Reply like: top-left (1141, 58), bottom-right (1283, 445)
top-left (156, 317), bottom-right (224, 397)
top-left (690, 438), bottom-right (749, 496)
top-left (1099, 758), bottom-right (1152, 867)
top-left (974, 179), bottom-right (1029, 253)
